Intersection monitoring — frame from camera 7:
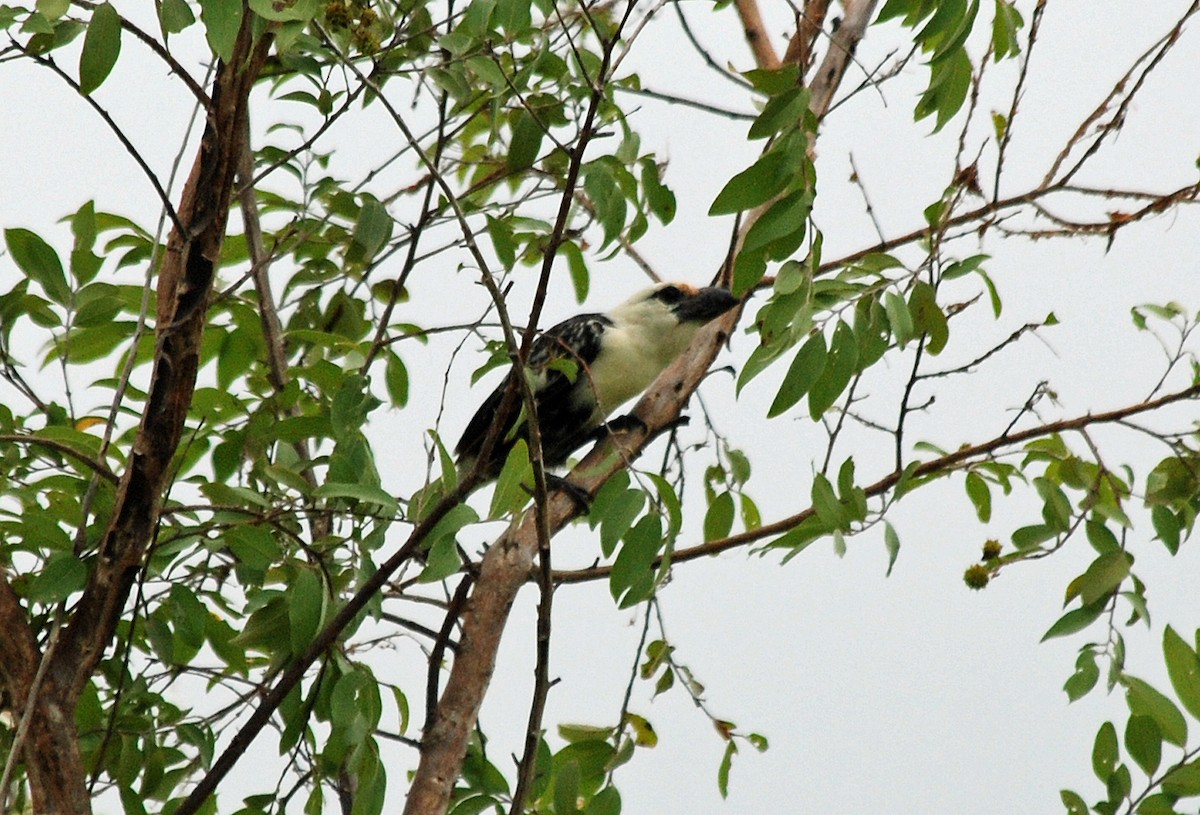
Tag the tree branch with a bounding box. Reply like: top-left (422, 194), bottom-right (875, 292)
top-left (401, 5), bottom-right (881, 812)
top-left (733, 0), bottom-right (780, 70)
top-left (551, 381), bottom-right (1200, 583)
top-left (3, 17), bottom-right (273, 812)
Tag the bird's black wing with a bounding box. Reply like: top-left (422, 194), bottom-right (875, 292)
top-left (529, 314), bottom-right (610, 466)
top-left (455, 313), bottom-right (611, 475)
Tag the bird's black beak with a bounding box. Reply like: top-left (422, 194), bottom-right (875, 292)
top-left (672, 286), bottom-right (739, 323)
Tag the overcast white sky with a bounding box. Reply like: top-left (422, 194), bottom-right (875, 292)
top-left (3, 2), bottom-right (1200, 814)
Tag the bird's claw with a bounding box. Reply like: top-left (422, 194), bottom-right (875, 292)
top-left (546, 473), bottom-right (592, 513)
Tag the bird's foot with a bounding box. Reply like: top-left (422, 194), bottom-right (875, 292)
top-left (546, 473), bottom-right (592, 513)
top-left (584, 414), bottom-right (692, 447)
top-left (604, 413), bottom-right (648, 435)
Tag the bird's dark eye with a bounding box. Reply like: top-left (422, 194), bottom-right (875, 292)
top-left (651, 285), bottom-right (685, 305)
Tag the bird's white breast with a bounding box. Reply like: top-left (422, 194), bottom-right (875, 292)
top-left (582, 316), bottom-right (697, 418)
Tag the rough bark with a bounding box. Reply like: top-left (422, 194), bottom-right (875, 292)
top-left (1, 13), bottom-right (272, 814)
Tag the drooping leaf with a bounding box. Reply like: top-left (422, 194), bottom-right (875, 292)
top-left (198, 0), bottom-right (241, 61)
top-left (1041, 598), bottom-right (1106, 642)
top-left (808, 320), bottom-right (858, 419)
top-left (1164, 626), bottom-right (1200, 722)
top-left (506, 109), bottom-right (544, 172)
top-left (1125, 715), bottom-right (1161, 776)
top-left (768, 331), bottom-right (827, 417)
top-left (6, 228), bottom-right (69, 305)
top-left (1125, 676), bottom-right (1188, 748)
top-left (704, 491), bottom-right (735, 542)
top-left (79, 2), bottom-right (121, 94)
top-left (709, 150), bottom-right (797, 216)
top-left (1091, 720), bottom-right (1118, 781)
top-left (490, 439), bottom-right (533, 519)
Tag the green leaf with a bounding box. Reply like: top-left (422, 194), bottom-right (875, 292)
top-left (883, 290), bottom-right (914, 347)
top-left (1137, 793), bottom-right (1182, 815)
top-left (747, 86), bottom-right (810, 140)
top-left (385, 351), bottom-right (409, 407)
top-left (808, 320), bottom-right (858, 419)
top-left (314, 482), bottom-right (399, 516)
top-left (1012, 523), bottom-right (1056, 550)
top-left (37, 0), bottom-right (69, 20)
top-left (6, 228), bottom-right (69, 305)
top-left (584, 786), bottom-right (621, 815)
top-left (349, 198), bottom-right (392, 265)
top-left (991, 0), bottom-right (1024, 60)
top-left (158, 0), bottom-right (196, 33)
top-left (168, 583), bottom-right (207, 653)
top-left (1059, 790), bottom-right (1087, 815)
top-left (198, 0), bottom-right (241, 61)
top-left (583, 161), bottom-right (627, 249)
top-left (1162, 760), bottom-right (1200, 797)
top-left (450, 796), bottom-right (501, 815)
top-left (490, 440), bottom-right (533, 519)
top-left (883, 521), bottom-right (900, 576)
top-left (1151, 506), bottom-right (1182, 555)
top-left (708, 150), bottom-right (796, 216)
top-left (811, 473), bottom-right (846, 531)
top-left (248, 0), bottom-right (319, 21)
top-left (1067, 550), bottom-right (1131, 606)
top-left (561, 240), bottom-right (589, 302)
top-left (1125, 715), bottom-right (1161, 776)
top-left (288, 569), bottom-right (324, 655)
top-left (640, 158), bottom-right (676, 225)
top-left (1125, 676), bottom-right (1187, 748)
top-left (494, 0), bottom-right (531, 35)
top-left (592, 481), bottom-right (644, 559)
top-left (420, 534), bottom-right (463, 583)
top-left (26, 552), bottom-right (88, 604)
top-left (1091, 721), bottom-right (1118, 781)
top-left (1164, 627), bottom-right (1200, 721)
top-left (507, 110), bottom-right (544, 173)
top-left (964, 471), bottom-right (991, 522)
top-left (56, 322), bottom-right (133, 364)
top-left (1085, 519), bottom-right (1120, 554)
top-left (486, 215), bottom-right (516, 270)
top-left (942, 253), bottom-right (989, 280)
top-left (717, 741), bottom-right (737, 798)
top-left (741, 64), bottom-right (800, 95)
top-left (908, 280), bottom-right (948, 354)
top-left (1041, 598), bottom-right (1106, 642)
top-left (1035, 477), bottom-right (1073, 532)
top-left (79, 2), bottom-right (121, 94)
top-left (767, 331), bottom-right (827, 417)
top-left (1064, 651), bottom-right (1100, 702)
top-left (914, 39), bottom-right (973, 132)
top-left (738, 188), bottom-right (811, 262)
top-left (704, 491), bottom-right (735, 542)
top-left (420, 503), bottom-right (479, 575)
top-left (554, 759), bottom-right (581, 815)
top-left (610, 514), bottom-right (664, 609)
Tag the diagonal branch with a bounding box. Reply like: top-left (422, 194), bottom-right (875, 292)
top-left (551, 381), bottom-right (1200, 583)
top-left (401, 4), bottom-right (881, 814)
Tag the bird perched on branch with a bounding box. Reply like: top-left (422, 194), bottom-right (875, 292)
top-left (455, 282), bottom-right (739, 481)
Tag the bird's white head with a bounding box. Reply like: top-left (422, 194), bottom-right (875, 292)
top-left (604, 282), bottom-right (740, 368)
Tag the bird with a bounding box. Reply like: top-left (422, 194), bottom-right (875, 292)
top-left (454, 282), bottom-right (740, 482)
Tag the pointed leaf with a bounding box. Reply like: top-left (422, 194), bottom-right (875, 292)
top-left (767, 331), bottom-right (826, 417)
top-left (6, 228), bottom-right (69, 305)
top-left (79, 2), bottom-right (121, 94)
top-left (1164, 626), bottom-right (1200, 721)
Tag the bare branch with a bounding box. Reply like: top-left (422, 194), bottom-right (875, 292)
top-left (734, 0), bottom-right (781, 70)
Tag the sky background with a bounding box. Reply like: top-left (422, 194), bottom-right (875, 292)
top-left (3, 1), bottom-right (1200, 813)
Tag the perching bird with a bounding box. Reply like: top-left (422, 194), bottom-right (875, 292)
top-left (455, 282), bottom-right (739, 480)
